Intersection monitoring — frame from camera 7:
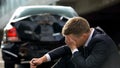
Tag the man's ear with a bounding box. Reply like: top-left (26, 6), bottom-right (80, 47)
top-left (82, 33), bottom-right (88, 39)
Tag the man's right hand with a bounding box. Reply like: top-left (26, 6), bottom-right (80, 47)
top-left (30, 55), bottom-right (48, 68)
top-left (30, 58), bottom-right (42, 68)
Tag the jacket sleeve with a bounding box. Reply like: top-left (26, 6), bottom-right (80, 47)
top-left (48, 45), bottom-right (71, 60)
top-left (71, 41), bottom-right (109, 68)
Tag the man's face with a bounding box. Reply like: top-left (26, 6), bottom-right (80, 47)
top-left (65, 34), bottom-right (85, 47)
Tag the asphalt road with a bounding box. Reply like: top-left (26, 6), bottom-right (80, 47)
top-left (0, 49), bottom-right (4, 68)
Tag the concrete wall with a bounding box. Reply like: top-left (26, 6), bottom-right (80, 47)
top-left (57, 0), bottom-right (120, 15)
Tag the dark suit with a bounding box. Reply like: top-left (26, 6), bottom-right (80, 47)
top-left (47, 27), bottom-right (120, 68)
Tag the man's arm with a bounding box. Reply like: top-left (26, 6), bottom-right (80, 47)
top-left (30, 55), bottom-right (48, 68)
top-left (71, 41), bottom-right (109, 68)
top-left (48, 45), bottom-right (71, 60)
top-left (30, 45), bottom-right (71, 67)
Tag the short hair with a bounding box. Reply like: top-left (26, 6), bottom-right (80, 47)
top-left (62, 17), bottom-right (90, 36)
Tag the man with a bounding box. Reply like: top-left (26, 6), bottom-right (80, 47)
top-left (30, 17), bottom-right (120, 68)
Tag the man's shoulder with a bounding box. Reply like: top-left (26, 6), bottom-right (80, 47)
top-left (90, 26), bottom-right (115, 45)
top-left (92, 26), bottom-right (107, 41)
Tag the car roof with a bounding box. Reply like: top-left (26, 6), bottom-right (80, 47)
top-left (13, 5), bottom-right (78, 19)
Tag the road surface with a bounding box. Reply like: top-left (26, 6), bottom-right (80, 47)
top-left (0, 49), bottom-right (4, 68)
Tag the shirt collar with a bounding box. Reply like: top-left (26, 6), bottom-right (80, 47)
top-left (84, 28), bottom-right (95, 47)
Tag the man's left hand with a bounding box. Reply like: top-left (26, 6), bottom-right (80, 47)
top-left (65, 36), bottom-right (77, 51)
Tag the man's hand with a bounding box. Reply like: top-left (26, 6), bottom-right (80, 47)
top-left (65, 36), bottom-right (77, 51)
top-left (30, 58), bottom-right (43, 68)
top-left (30, 55), bottom-right (47, 68)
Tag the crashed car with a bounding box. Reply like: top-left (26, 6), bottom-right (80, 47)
top-left (1, 5), bottom-right (78, 68)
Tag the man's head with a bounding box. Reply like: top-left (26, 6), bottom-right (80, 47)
top-left (62, 17), bottom-right (91, 47)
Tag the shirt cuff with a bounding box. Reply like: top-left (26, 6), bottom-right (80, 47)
top-left (71, 48), bottom-right (79, 54)
top-left (45, 53), bottom-right (51, 62)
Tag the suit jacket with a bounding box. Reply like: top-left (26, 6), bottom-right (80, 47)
top-left (48, 27), bottom-right (120, 68)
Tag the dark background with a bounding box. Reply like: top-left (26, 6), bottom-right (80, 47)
top-left (82, 3), bottom-right (120, 46)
